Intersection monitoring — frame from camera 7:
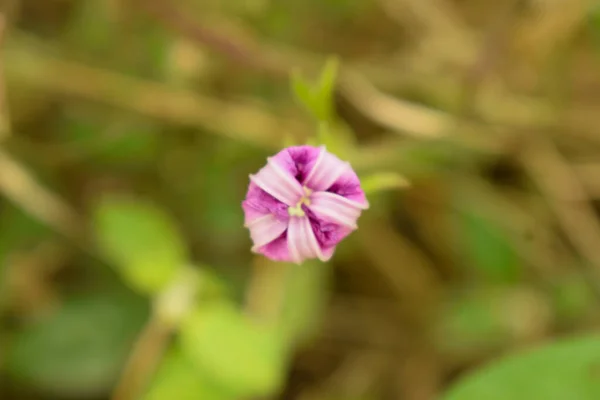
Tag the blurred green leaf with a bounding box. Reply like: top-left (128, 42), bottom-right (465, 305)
top-left (291, 69), bottom-right (316, 117)
top-left (93, 196), bottom-right (187, 294)
top-left (360, 171), bottom-right (410, 195)
top-left (179, 301), bottom-right (288, 398)
top-left (443, 334), bottom-right (600, 400)
top-left (452, 186), bottom-right (520, 282)
top-left (589, 5), bottom-right (600, 48)
top-left (6, 290), bottom-right (148, 398)
top-left (143, 346), bottom-right (236, 400)
top-left (551, 274), bottom-right (596, 323)
top-left (59, 110), bottom-right (161, 169)
top-left (315, 56), bottom-right (340, 122)
top-left (436, 288), bottom-right (514, 354)
top-left (279, 261), bottom-right (330, 346)
top-left (290, 57), bottom-right (340, 123)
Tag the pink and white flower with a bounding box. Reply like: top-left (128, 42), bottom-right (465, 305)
top-left (242, 145), bottom-right (369, 264)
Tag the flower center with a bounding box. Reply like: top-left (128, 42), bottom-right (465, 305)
top-left (288, 186), bottom-right (313, 217)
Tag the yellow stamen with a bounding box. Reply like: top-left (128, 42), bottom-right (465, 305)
top-left (288, 186), bottom-right (312, 217)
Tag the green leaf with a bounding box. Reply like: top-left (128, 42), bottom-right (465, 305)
top-left (290, 57), bottom-right (340, 123)
top-left (443, 334), bottom-right (600, 400)
top-left (360, 171), bottom-right (410, 195)
top-left (551, 274), bottom-right (596, 323)
top-left (436, 287), bottom-right (536, 355)
top-left (451, 186), bottom-right (520, 282)
top-left (314, 56), bottom-right (340, 121)
top-left (179, 301), bottom-right (287, 398)
top-left (143, 346), bottom-right (236, 400)
top-left (92, 196), bottom-right (187, 294)
top-left (6, 290), bottom-right (148, 398)
top-left (290, 69), bottom-right (316, 116)
top-left (59, 110), bottom-right (161, 169)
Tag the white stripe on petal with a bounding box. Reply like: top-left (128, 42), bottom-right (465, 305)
top-left (302, 217), bottom-right (327, 262)
top-left (267, 157), bottom-right (305, 196)
top-left (308, 191), bottom-right (367, 229)
top-left (287, 217), bottom-right (303, 264)
top-left (303, 146), bottom-right (349, 191)
top-left (250, 160), bottom-right (303, 206)
top-left (287, 216), bottom-right (325, 264)
top-left (249, 214), bottom-right (288, 251)
top-left (312, 191), bottom-right (369, 210)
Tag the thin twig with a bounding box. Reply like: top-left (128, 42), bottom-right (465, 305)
top-left (111, 315), bottom-right (172, 400)
top-left (522, 135), bottom-right (600, 298)
top-left (0, 149), bottom-right (83, 242)
top-left (132, 0), bottom-right (286, 77)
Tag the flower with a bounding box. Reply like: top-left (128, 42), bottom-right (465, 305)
top-left (242, 145), bottom-right (369, 264)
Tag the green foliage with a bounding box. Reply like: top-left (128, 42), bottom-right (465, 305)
top-left (437, 288), bottom-right (522, 354)
top-left (92, 196), bottom-right (187, 294)
top-left (451, 186), bottom-right (520, 282)
top-left (589, 5), bottom-right (600, 49)
top-left (143, 347), bottom-right (236, 400)
top-left (443, 334), bottom-right (600, 400)
top-left (59, 109), bottom-right (161, 169)
top-left (551, 274), bottom-right (596, 323)
top-left (0, 202), bottom-right (52, 308)
top-left (179, 300), bottom-right (288, 398)
top-left (360, 171), bottom-right (410, 195)
top-left (290, 58), bottom-right (359, 160)
top-left (291, 57), bottom-right (339, 123)
top-left (5, 290), bottom-right (148, 398)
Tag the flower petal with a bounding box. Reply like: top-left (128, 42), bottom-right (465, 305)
top-left (257, 233), bottom-right (291, 261)
top-left (287, 216), bottom-right (326, 264)
top-left (242, 182), bottom-right (289, 226)
top-left (248, 214), bottom-right (289, 251)
top-left (320, 246), bottom-right (335, 262)
top-left (308, 191), bottom-right (368, 229)
top-left (303, 146), bottom-right (350, 191)
top-left (250, 157), bottom-right (304, 206)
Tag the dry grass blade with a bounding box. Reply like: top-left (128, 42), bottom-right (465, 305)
top-left (338, 72), bottom-right (451, 138)
top-left (0, 149), bottom-right (83, 242)
top-left (522, 135), bottom-right (600, 295)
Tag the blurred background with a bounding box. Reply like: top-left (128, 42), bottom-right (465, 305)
top-left (2, 0), bottom-right (600, 399)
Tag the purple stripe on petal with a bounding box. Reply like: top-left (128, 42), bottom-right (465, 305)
top-left (249, 214), bottom-right (288, 250)
top-left (242, 182), bottom-right (289, 225)
top-left (327, 169), bottom-right (369, 206)
top-left (308, 215), bottom-right (354, 249)
top-left (271, 146), bottom-right (322, 182)
top-left (257, 232), bottom-right (292, 262)
top-left (303, 147), bottom-right (350, 191)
